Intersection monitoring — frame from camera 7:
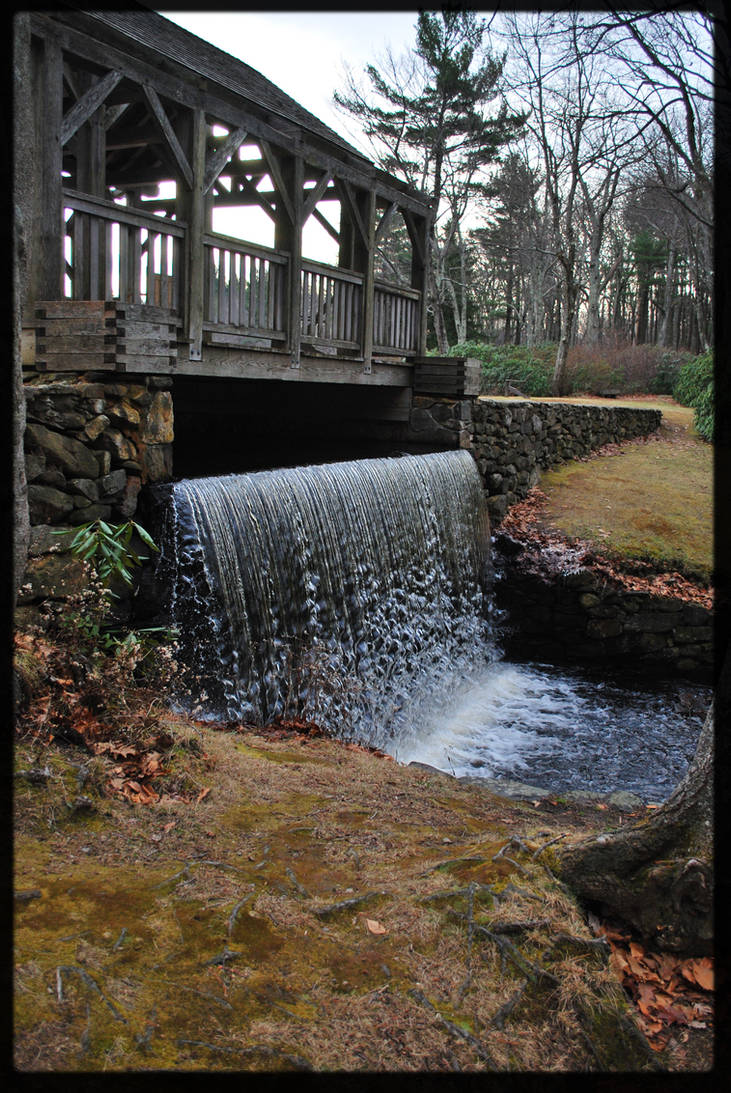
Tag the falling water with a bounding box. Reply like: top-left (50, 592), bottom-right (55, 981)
top-left (162, 451), bottom-right (493, 748)
top-left (159, 450), bottom-right (708, 801)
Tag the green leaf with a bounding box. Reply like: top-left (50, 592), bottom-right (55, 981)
top-left (133, 523), bottom-right (160, 552)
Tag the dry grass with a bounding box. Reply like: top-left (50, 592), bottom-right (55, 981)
top-left (535, 398), bottom-right (713, 584)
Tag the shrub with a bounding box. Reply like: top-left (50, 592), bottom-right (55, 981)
top-left (673, 350), bottom-right (714, 441)
top-left (449, 341), bottom-right (556, 396)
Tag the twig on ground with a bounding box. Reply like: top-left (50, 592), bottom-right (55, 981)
top-left (408, 987), bottom-right (497, 1069)
top-left (227, 891), bottom-right (256, 937)
top-left (532, 834), bottom-right (567, 858)
top-left (491, 981), bottom-right (527, 1029)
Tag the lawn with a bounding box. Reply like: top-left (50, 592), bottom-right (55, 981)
top-left (536, 398), bottom-right (713, 585)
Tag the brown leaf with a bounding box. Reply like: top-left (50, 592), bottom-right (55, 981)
top-left (196, 787), bottom-right (211, 804)
top-left (636, 983), bottom-right (657, 1017)
top-left (365, 918), bottom-right (387, 935)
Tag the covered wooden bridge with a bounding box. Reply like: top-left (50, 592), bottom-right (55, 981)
top-left (19, 6), bottom-right (441, 392)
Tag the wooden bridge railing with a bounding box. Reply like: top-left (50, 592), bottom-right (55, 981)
top-left (59, 194), bottom-right (422, 360)
top-left (63, 189), bottom-right (184, 309)
top-left (300, 259), bottom-right (363, 350)
top-left (373, 279), bottom-right (420, 355)
top-left (204, 233), bottom-right (288, 340)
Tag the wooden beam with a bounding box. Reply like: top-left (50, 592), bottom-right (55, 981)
top-left (105, 101), bottom-right (131, 129)
top-left (312, 207), bottom-right (340, 245)
top-left (61, 68), bottom-right (123, 145)
top-left (375, 201), bottom-right (400, 244)
top-left (142, 84), bottom-right (193, 189)
top-left (302, 169), bottom-right (333, 221)
top-left (259, 140), bottom-right (295, 223)
top-left (338, 179), bottom-right (369, 248)
top-left (235, 175), bottom-right (278, 221)
top-left (174, 346), bottom-right (412, 387)
top-left (203, 125), bottom-right (248, 193)
top-left (289, 155), bottom-right (304, 368)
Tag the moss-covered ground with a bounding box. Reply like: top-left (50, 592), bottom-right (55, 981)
top-left (14, 699), bottom-right (714, 1073)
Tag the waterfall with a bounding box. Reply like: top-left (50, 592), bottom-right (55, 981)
top-left (161, 450), bottom-right (493, 749)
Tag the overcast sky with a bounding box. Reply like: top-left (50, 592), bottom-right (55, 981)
top-left (160, 9), bottom-right (422, 157)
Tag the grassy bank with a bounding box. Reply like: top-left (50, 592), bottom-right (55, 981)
top-left (534, 398), bottom-right (713, 585)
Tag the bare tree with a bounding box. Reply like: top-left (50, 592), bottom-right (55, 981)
top-left (334, 11), bottom-right (524, 353)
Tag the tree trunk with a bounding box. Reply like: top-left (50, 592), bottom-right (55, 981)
top-left (556, 660), bottom-right (720, 954)
top-left (13, 13), bottom-right (31, 599)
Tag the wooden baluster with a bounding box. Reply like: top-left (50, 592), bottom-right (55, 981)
top-left (257, 256), bottom-right (268, 330)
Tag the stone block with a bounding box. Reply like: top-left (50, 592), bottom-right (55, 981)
top-left (25, 422), bottom-right (100, 480)
top-left (68, 503), bottom-right (113, 526)
top-left (29, 524), bottom-right (61, 556)
top-left (101, 469), bottom-right (128, 497)
top-left (94, 449), bottom-right (112, 476)
top-left (68, 477), bottom-right (99, 502)
top-left (99, 428), bottom-right (137, 464)
top-left (140, 390), bottom-right (174, 444)
top-left (108, 399), bottom-right (141, 427)
top-left (587, 617), bottom-right (623, 639)
top-left (18, 553), bottom-right (89, 603)
top-left (117, 475), bottom-right (142, 518)
top-left (37, 468), bottom-right (67, 490)
top-left (143, 443), bottom-right (173, 483)
top-left (83, 414), bottom-right (110, 441)
top-left (25, 450), bottom-right (46, 482)
top-left (28, 483), bottom-right (75, 525)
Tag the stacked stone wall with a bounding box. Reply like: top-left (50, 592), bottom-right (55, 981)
top-left (470, 398), bottom-right (662, 523)
top-left (23, 375), bottom-right (173, 555)
top-left (494, 560), bottom-right (713, 683)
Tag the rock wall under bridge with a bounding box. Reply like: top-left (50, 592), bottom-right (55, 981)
top-left (18, 379), bottom-right (670, 641)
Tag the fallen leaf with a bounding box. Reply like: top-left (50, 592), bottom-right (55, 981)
top-left (196, 787), bottom-right (211, 804)
top-left (365, 918), bottom-right (387, 935)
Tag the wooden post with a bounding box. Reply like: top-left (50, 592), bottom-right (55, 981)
top-left (180, 107), bottom-right (207, 360)
top-left (73, 73), bottom-right (108, 299)
top-left (32, 35), bottom-right (64, 304)
top-left (275, 154), bottom-right (303, 369)
top-left (405, 209), bottom-right (430, 358)
top-left (353, 188), bottom-right (376, 371)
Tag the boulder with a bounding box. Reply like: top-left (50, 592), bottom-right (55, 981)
top-left (25, 423), bottom-right (99, 480)
top-left (18, 552), bottom-right (90, 603)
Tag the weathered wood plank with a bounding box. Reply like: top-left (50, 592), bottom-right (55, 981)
top-left (36, 300), bottom-right (113, 319)
top-left (203, 126), bottom-right (248, 193)
top-left (61, 68), bottom-right (123, 145)
top-left (36, 352), bottom-right (116, 369)
top-left (36, 334), bottom-right (114, 352)
top-left (142, 84), bottom-right (193, 189)
top-left (174, 347), bottom-right (412, 387)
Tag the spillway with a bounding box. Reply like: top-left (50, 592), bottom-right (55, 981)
top-left (160, 451), bottom-right (493, 749)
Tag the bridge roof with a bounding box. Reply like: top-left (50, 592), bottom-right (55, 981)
top-left (80, 7), bottom-right (372, 166)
